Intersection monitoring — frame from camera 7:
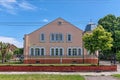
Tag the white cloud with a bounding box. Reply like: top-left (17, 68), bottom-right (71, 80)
top-left (0, 36), bottom-right (23, 48)
top-left (43, 19), bottom-right (49, 22)
top-left (18, 1), bottom-right (36, 10)
top-left (0, 0), bottom-right (36, 14)
top-left (0, 0), bottom-right (16, 3)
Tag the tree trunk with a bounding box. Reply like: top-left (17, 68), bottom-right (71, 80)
top-left (2, 54), bottom-right (5, 64)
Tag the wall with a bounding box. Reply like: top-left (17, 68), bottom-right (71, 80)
top-left (24, 58), bottom-right (98, 64)
top-left (0, 65), bottom-right (117, 72)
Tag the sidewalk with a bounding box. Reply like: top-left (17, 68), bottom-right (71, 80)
top-left (84, 76), bottom-right (119, 80)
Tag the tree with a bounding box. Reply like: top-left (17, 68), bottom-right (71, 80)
top-left (13, 48), bottom-right (23, 62)
top-left (83, 25), bottom-right (113, 65)
top-left (14, 48), bottom-right (23, 55)
top-left (0, 42), bottom-right (11, 63)
top-left (98, 14), bottom-right (120, 61)
top-left (6, 52), bottom-right (13, 61)
top-left (116, 51), bottom-right (120, 63)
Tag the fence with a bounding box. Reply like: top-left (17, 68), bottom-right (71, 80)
top-left (0, 55), bottom-right (116, 65)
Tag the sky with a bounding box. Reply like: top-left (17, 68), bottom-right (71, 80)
top-left (0, 0), bottom-right (120, 48)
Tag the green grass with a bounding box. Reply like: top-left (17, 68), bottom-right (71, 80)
top-left (112, 74), bottom-right (120, 79)
top-left (0, 74), bottom-right (85, 80)
top-left (0, 63), bottom-right (95, 66)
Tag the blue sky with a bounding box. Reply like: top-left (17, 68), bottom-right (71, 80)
top-left (0, 0), bottom-right (120, 48)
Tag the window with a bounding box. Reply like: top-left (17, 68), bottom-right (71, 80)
top-left (67, 47), bottom-right (82, 56)
top-left (59, 34), bottom-right (63, 41)
top-left (51, 48), bottom-right (54, 56)
top-left (41, 48), bottom-right (45, 56)
top-left (56, 34), bottom-right (59, 41)
top-left (35, 48), bottom-right (40, 56)
top-left (67, 34), bottom-right (72, 42)
top-left (73, 48), bottom-right (77, 56)
top-left (30, 48), bottom-right (34, 56)
top-left (68, 48), bottom-right (72, 56)
top-left (50, 33), bottom-right (63, 42)
top-left (30, 47), bottom-right (45, 56)
top-left (58, 21), bottom-right (62, 25)
top-left (78, 48), bottom-right (81, 55)
top-left (40, 33), bottom-right (45, 42)
top-left (55, 48), bottom-right (59, 56)
top-left (60, 48), bottom-right (63, 56)
top-left (51, 33), bottom-right (55, 41)
top-left (50, 47), bottom-right (64, 56)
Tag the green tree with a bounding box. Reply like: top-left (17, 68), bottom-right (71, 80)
top-left (0, 42), bottom-right (11, 63)
top-left (116, 51), bottom-right (120, 63)
top-left (13, 48), bottom-right (23, 62)
top-left (83, 25), bottom-right (113, 65)
top-left (6, 52), bottom-right (13, 61)
top-left (98, 14), bottom-right (120, 60)
top-left (14, 48), bottom-right (23, 55)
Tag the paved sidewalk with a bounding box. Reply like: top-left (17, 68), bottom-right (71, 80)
top-left (84, 76), bottom-right (119, 80)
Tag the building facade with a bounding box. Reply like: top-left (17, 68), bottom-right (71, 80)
top-left (24, 18), bottom-right (98, 64)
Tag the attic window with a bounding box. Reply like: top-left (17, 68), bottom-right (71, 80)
top-left (58, 21), bottom-right (62, 25)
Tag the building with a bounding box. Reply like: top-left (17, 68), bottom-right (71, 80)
top-left (23, 18), bottom-right (98, 64)
top-left (85, 22), bottom-right (97, 32)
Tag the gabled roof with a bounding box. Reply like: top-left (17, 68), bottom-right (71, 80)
top-left (28, 17), bottom-right (83, 35)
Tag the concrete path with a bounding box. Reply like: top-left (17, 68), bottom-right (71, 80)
top-left (84, 61), bottom-right (120, 80)
top-left (84, 76), bottom-right (119, 80)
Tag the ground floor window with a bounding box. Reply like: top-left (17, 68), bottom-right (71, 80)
top-left (30, 47), bottom-right (45, 56)
top-left (67, 47), bottom-right (82, 56)
top-left (50, 47), bottom-right (64, 56)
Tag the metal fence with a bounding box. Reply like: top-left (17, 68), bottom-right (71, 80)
top-left (0, 55), bottom-right (116, 65)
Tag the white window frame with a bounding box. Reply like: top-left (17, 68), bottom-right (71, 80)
top-left (35, 47), bottom-right (40, 56)
top-left (67, 47), bottom-right (72, 56)
top-left (40, 33), bottom-right (45, 42)
top-left (29, 47), bottom-right (46, 56)
top-left (50, 47), bottom-right (64, 56)
top-left (30, 47), bottom-right (35, 56)
top-left (67, 33), bottom-right (72, 42)
top-left (72, 47), bottom-right (77, 56)
top-left (50, 47), bottom-right (55, 56)
top-left (67, 47), bottom-right (82, 56)
top-left (59, 47), bottom-right (64, 56)
top-left (50, 33), bottom-right (55, 42)
top-left (77, 47), bottom-right (82, 56)
top-left (50, 33), bottom-right (64, 42)
top-left (40, 47), bottom-right (46, 56)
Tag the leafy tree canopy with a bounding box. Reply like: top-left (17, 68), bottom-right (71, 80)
top-left (98, 14), bottom-right (120, 55)
top-left (83, 25), bottom-right (113, 54)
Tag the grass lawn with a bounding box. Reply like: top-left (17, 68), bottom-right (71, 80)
top-left (112, 74), bottom-right (120, 79)
top-left (0, 74), bottom-right (85, 80)
top-left (0, 63), bottom-right (93, 66)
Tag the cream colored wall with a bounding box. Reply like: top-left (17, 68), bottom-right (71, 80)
top-left (24, 18), bottom-right (84, 56)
